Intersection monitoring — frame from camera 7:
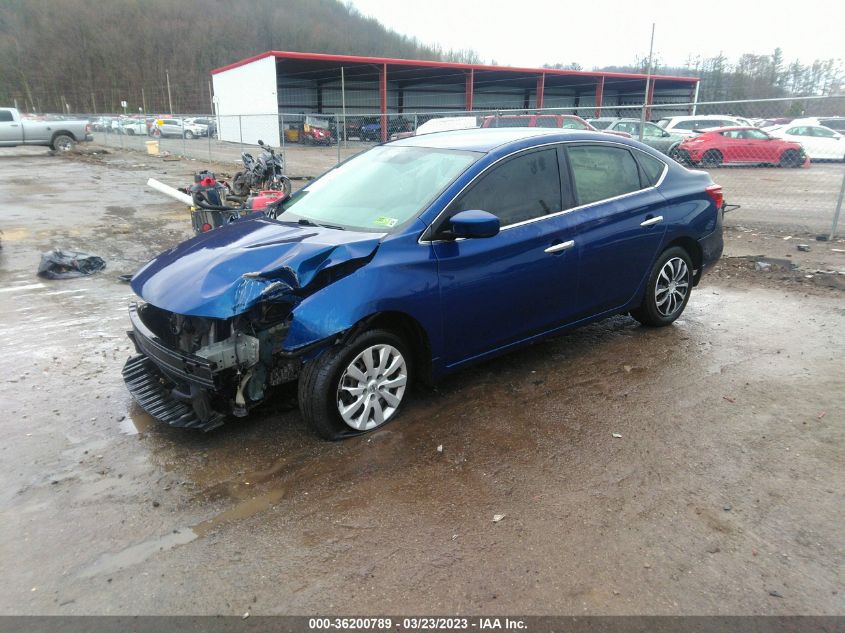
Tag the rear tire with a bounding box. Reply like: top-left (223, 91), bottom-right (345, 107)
top-left (51, 134), bottom-right (75, 152)
top-left (298, 329), bottom-right (412, 440)
top-left (631, 246), bottom-right (694, 327)
top-left (701, 149), bottom-right (722, 167)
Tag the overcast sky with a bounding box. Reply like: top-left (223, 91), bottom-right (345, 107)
top-left (348, 0), bottom-right (844, 69)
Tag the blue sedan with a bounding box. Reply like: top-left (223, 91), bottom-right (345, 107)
top-left (125, 128), bottom-right (724, 438)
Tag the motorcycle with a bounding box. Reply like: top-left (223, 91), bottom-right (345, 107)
top-left (232, 140), bottom-right (292, 197)
top-left (188, 170), bottom-right (289, 235)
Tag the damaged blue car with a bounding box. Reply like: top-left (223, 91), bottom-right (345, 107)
top-left (124, 128), bottom-right (724, 439)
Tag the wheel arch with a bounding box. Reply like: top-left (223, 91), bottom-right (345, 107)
top-left (50, 130), bottom-right (78, 144)
top-left (340, 311), bottom-right (433, 386)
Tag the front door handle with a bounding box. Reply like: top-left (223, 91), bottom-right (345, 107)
top-left (545, 240), bottom-right (575, 254)
top-left (640, 215), bottom-right (664, 227)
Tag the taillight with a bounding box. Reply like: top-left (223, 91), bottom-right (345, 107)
top-left (86, 123), bottom-right (92, 133)
top-left (201, 223), bottom-right (213, 232)
top-left (705, 184), bottom-right (723, 210)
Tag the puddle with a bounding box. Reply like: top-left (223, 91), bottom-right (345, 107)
top-left (76, 484), bottom-right (287, 578)
top-left (78, 529), bottom-right (197, 578)
top-left (120, 408), bottom-right (158, 435)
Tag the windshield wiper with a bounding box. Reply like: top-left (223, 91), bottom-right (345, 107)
top-left (297, 218), bottom-right (344, 230)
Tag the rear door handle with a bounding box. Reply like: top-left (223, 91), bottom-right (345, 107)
top-left (545, 240), bottom-right (575, 254)
top-left (640, 215), bottom-right (663, 227)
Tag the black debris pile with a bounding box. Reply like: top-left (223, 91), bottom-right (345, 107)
top-left (37, 249), bottom-right (106, 280)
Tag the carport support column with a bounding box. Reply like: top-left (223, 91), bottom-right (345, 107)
top-left (536, 74), bottom-right (545, 110)
top-left (594, 77), bottom-right (605, 117)
top-left (645, 79), bottom-right (655, 121)
top-left (465, 70), bottom-right (474, 111)
top-left (380, 63), bottom-right (388, 143)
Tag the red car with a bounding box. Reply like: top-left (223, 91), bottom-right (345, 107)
top-left (678, 126), bottom-right (806, 167)
top-left (480, 114), bottom-right (631, 137)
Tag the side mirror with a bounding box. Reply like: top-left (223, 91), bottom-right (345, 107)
top-left (258, 139), bottom-right (265, 146)
top-left (662, 130), bottom-right (670, 137)
top-left (449, 210), bottom-right (500, 239)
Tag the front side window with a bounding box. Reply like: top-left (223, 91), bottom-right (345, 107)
top-left (643, 123), bottom-right (664, 137)
top-left (449, 148), bottom-right (562, 226)
top-left (786, 127), bottom-right (809, 136)
top-left (0, 110), bottom-right (14, 122)
top-left (744, 129), bottom-right (770, 140)
top-left (561, 117), bottom-right (589, 130)
top-left (567, 145), bottom-right (642, 206)
top-left (280, 146), bottom-right (480, 232)
top-left (811, 126), bottom-right (837, 138)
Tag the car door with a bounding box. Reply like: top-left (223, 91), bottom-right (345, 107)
top-left (563, 143), bottom-right (668, 317)
top-left (0, 109), bottom-right (23, 145)
top-left (743, 128), bottom-right (780, 162)
top-left (809, 126), bottom-right (844, 159)
top-left (431, 146), bottom-right (580, 366)
top-left (642, 122), bottom-right (673, 153)
top-left (715, 130), bottom-right (744, 162)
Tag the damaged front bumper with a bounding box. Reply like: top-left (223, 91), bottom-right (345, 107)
top-left (123, 303), bottom-right (292, 431)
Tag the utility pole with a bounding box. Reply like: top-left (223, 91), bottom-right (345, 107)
top-left (207, 79), bottom-right (214, 114)
top-left (166, 69), bottom-right (174, 115)
top-left (639, 23), bottom-right (655, 142)
top-left (141, 87), bottom-right (147, 115)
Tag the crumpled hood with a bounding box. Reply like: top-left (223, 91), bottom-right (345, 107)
top-left (131, 217), bottom-right (382, 318)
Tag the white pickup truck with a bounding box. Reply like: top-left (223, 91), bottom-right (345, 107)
top-left (0, 107), bottom-right (93, 152)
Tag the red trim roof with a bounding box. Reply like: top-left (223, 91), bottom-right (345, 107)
top-left (210, 50), bottom-right (699, 83)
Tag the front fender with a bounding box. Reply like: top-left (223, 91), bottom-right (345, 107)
top-left (282, 223), bottom-right (443, 361)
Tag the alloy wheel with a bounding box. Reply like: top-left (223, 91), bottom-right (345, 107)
top-left (655, 257), bottom-right (690, 317)
top-left (336, 344), bottom-right (407, 431)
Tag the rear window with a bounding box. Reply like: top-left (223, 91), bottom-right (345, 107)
top-left (535, 116), bottom-right (559, 128)
top-left (491, 117), bottom-right (531, 128)
top-left (567, 145), bottom-right (643, 206)
top-left (637, 152), bottom-right (666, 185)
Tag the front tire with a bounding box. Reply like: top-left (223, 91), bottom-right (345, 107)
top-left (184, 130), bottom-right (195, 140)
top-left (631, 247), bottom-right (694, 327)
top-left (298, 329), bottom-right (412, 440)
top-left (701, 149), bottom-right (722, 167)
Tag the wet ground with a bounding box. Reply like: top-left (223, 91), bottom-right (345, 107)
top-left (0, 147), bottom-right (843, 615)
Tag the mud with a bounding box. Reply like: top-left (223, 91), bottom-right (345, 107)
top-left (0, 147), bottom-right (842, 615)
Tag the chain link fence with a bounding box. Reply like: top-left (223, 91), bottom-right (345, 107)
top-left (56, 94), bottom-right (845, 235)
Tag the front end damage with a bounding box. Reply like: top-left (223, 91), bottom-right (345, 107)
top-left (121, 217), bottom-right (383, 430)
top-left (124, 299), bottom-right (302, 431)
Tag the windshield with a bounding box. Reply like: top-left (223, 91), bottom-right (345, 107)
top-left (279, 146), bottom-right (480, 232)
top-left (305, 116), bottom-right (330, 128)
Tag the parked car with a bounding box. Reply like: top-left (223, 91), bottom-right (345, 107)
top-left (119, 117), bottom-right (148, 135)
top-left (151, 118), bottom-right (207, 139)
top-left (588, 118), bottom-right (685, 159)
top-left (187, 117), bottom-right (217, 139)
top-left (124, 127), bottom-right (724, 437)
top-left (766, 124), bottom-right (845, 161)
top-left (481, 114), bottom-right (631, 138)
top-left (0, 107), bottom-right (92, 151)
top-left (676, 126), bottom-right (806, 167)
top-left (788, 116), bottom-right (845, 135)
top-left (656, 115), bottom-right (750, 137)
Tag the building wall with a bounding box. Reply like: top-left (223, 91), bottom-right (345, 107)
top-left (212, 56), bottom-right (280, 145)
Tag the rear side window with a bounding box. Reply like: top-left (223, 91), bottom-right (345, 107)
top-left (811, 127), bottom-right (837, 137)
top-left (567, 145), bottom-right (642, 205)
top-left (0, 110), bottom-right (14, 122)
top-left (451, 148), bottom-right (562, 226)
top-left (491, 117), bottom-right (531, 128)
top-left (637, 152), bottom-right (666, 185)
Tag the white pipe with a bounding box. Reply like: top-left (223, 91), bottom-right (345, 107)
top-left (147, 178), bottom-right (193, 205)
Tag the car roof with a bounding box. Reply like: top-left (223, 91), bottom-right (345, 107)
top-left (391, 127), bottom-right (628, 152)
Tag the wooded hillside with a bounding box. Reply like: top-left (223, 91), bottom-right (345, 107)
top-left (0, 0), bottom-right (475, 114)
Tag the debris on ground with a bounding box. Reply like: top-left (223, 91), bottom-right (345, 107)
top-left (797, 244), bottom-right (811, 252)
top-left (492, 514), bottom-right (506, 523)
top-left (37, 249), bottom-right (106, 279)
top-left (723, 396), bottom-right (736, 403)
top-left (437, 444), bottom-right (443, 453)
top-left (768, 590), bottom-right (783, 598)
top-left (612, 433), bottom-right (623, 438)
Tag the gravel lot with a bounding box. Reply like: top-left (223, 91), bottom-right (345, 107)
top-left (0, 146), bottom-right (842, 616)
